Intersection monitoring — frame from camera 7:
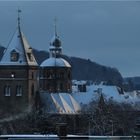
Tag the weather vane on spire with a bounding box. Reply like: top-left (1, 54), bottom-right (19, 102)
top-left (17, 8), bottom-right (22, 28)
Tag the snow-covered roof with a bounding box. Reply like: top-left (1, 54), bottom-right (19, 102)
top-left (40, 57), bottom-right (71, 67)
top-left (40, 84), bottom-right (140, 114)
top-left (72, 80), bottom-right (87, 85)
top-left (49, 46), bottom-right (56, 50)
top-left (21, 32), bottom-right (38, 66)
top-left (40, 92), bottom-right (81, 114)
top-left (0, 27), bottom-right (38, 66)
top-left (49, 46), bottom-right (62, 50)
top-left (72, 84), bottom-right (139, 105)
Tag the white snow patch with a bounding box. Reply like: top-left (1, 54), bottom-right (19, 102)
top-left (72, 84), bottom-right (140, 105)
top-left (40, 58), bottom-right (71, 67)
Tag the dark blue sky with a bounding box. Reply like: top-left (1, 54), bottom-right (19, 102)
top-left (0, 1), bottom-right (140, 77)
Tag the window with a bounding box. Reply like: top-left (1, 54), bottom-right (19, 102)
top-left (32, 72), bottom-right (34, 79)
top-left (16, 85), bottom-right (22, 96)
top-left (4, 85), bottom-right (11, 96)
top-left (67, 83), bottom-right (71, 91)
top-left (68, 71), bottom-right (71, 79)
top-left (47, 83), bottom-right (50, 90)
top-left (11, 49), bottom-right (19, 61)
top-left (31, 84), bottom-right (34, 96)
top-left (47, 72), bottom-right (54, 79)
top-left (57, 83), bottom-right (60, 92)
top-left (60, 72), bottom-right (64, 79)
top-left (27, 53), bottom-right (33, 62)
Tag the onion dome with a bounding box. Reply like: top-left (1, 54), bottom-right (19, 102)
top-left (50, 35), bottom-right (61, 47)
top-left (40, 18), bottom-right (71, 68)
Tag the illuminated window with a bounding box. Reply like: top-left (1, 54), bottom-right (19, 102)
top-left (11, 49), bottom-right (19, 62)
top-left (11, 72), bottom-right (15, 78)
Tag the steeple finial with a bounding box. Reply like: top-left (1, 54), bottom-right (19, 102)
top-left (54, 17), bottom-right (58, 37)
top-left (17, 8), bottom-right (21, 29)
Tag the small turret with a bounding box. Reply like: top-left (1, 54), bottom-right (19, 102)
top-left (49, 18), bottom-right (62, 58)
top-left (40, 19), bottom-right (72, 93)
top-left (50, 35), bottom-right (61, 48)
top-left (0, 9), bottom-right (39, 116)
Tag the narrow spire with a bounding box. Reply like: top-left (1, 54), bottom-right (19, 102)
top-left (54, 17), bottom-right (58, 37)
top-left (17, 8), bottom-right (21, 30)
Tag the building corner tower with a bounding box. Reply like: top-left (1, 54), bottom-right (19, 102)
top-left (0, 10), bottom-right (39, 116)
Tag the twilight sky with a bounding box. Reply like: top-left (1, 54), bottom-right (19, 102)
top-left (0, 1), bottom-right (140, 77)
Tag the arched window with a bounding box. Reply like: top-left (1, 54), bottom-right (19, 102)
top-left (16, 85), bottom-right (23, 96)
top-left (60, 72), bottom-right (64, 79)
top-left (47, 72), bottom-right (51, 79)
top-left (4, 85), bottom-right (11, 96)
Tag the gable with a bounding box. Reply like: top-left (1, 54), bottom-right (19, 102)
top-left (0, 28), bottom-right (38, 67)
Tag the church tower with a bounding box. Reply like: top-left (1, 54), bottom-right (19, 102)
top-left (40, 21), bottom-right (72, 93)
top-left (0, 10), bottom-right (39, 115)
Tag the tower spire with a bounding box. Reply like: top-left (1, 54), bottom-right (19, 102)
top-left (49, 18), bottom-right (62, 58)
top-left (54, 17), bottom-right (58, 37)
top-left (17, 8), bottom-right (21, 30)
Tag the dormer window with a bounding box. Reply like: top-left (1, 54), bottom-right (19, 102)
top-left (27, 53), bottom-right (33, 62)
top-left (11, 49), bottom-right (19, 62)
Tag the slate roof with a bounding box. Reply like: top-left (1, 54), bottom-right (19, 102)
top-left (40, 92), bottom-right (81, 114)
top-left (0, 27), bottom-right (38, 66)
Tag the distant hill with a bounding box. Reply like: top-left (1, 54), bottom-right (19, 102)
top-left (124, 77), bottom-right (140, 90)
top-left (0, 46), bottom-right (123, 85)
top-left (33, 49), bottom-right (123, 85)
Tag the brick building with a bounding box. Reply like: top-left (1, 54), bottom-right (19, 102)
top-left (0, 16), bottom-right (39, 116)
